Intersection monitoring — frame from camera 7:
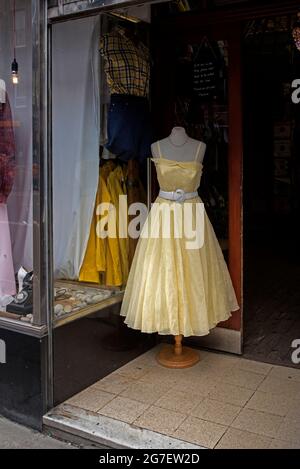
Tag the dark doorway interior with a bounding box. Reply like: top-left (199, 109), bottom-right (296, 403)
top-left (243, 21), bottom-right (300, 367)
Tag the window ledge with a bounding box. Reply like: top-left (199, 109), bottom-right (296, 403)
top-left (0, 316), bottom-right (48, 338)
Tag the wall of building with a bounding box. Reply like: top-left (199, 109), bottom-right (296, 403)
top-left (0, 329), bottom-right (47, 430)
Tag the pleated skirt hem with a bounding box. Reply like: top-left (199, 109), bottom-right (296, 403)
top-left (120, 305), bottom-right (239, 338)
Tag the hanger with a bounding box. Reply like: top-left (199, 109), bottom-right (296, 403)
top-left (105, 11), bottom-right (145, 46)
top-left (106, 12), bottom-right (137, 31)
top-left (195, 35), bottom-right (218, 61)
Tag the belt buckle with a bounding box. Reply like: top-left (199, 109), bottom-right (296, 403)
top-left (174, 188), bottom-right (185, 203)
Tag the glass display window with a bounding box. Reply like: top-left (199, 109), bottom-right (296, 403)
top-left (0, 0), bottom-right (35, 328)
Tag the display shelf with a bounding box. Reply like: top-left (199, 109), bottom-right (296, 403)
top-left (0, 310), bottom-right (21, 320)
top-left (0, 314), bottom-right (47, 338)
top-left (53, 280), bottom-right (124, 329)
top-left (53, 291), bottom-right (124, 328)
top-left (0, 281), bottom-right (125, 333)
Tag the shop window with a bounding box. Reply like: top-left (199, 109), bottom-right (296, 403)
top-left (0, 0), bottom-right (34, 326)
top-left (51, 13), bottom-right (150, 327)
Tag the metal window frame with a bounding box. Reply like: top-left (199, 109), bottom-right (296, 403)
top-left (32, 0), bottom-right (52, 330)
top-left (43, 0), bottom-right (155, 409)
top-left (32, 0), bottom-right (54, 407)
top-left (48, 0), bottom-right (161, 21)
top-left (0, 0), bottom-right (50, 338)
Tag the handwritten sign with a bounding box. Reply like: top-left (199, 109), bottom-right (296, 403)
top-left (192, 37), bottom-right (219, 100)
top-left (193, 59), bottom-right (217, 99)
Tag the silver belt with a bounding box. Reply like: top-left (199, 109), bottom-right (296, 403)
top-left (159, 189), bottom-right (198, 203)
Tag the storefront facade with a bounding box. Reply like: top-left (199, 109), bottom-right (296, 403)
top-left (0, 0), bottom-right (299, 431)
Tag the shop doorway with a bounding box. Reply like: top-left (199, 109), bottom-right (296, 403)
top-left (49, 8), bottom-right (244, 409)
top-left (152, 16), bottom-right (243, 354)
top-left (243, 16), bottom-right (300, 367)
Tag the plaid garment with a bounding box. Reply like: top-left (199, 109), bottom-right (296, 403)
top-left (0, 96), bottom-right (15, 204)
top-left (99, 27), bottom-right (150, 97)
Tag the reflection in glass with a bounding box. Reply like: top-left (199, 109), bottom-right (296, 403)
top-left (0, 0), bottom-right (33, 323)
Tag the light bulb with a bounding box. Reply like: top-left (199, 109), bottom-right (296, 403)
top-left (11, 58), bottom-right (19, 85)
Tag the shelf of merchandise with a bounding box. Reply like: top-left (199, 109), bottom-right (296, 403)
top-left (0, 282), bottom-right (125, 335)
top-left (53, 292), bottom-right (124, 329)
top-left (53, 280), bottom-right (124, 329)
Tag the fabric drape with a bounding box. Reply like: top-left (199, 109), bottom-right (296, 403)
top-left (52, 16), bottom-right (101, 279)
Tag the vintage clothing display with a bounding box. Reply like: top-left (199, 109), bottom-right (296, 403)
top-left (106, 93), bottom-right (152, 162)
top-left (100, 27), bottom-right (152, 162)
top-left (120, 142), bottom-right (239, 337)
top-left (79, 161), bottom-right (129, 287)
top-left (0, 95), bottom-right (16, 303)
top-left (0, 95), bottom-right (15, 204)
top-left (99, 26), bottom-right (150, 98)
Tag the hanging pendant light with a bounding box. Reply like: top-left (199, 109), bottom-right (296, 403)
top-left (11, 58), bottom-right (19, 85)
top-left (11, 0), bottom-right (19, 85)
top-left (292, 13), bottom-right (300, 51)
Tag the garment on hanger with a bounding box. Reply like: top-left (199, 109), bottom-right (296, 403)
top-left (100, 26), bottom-right (152, 162)
top-left (79, 161), bottom-right (127, 287)
top-left (120, 141), bottom-right (239, 337)
top-left (106, 93), bottom-right (152, 162)
top-left (99, 163), bottom-right (124, 286)
top-left (99, 26), bottom-right (150, 98)
top-left (0, 203), bottom-right (16, 300)
top-left (0, 95), bottom-right (15, 204)
top-left (107, 164), bottom-right (129, 284)
top-left (0, 95), bottom-right (16, 302)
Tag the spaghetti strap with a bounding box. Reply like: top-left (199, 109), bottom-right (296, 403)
top-left (157, 141), bottom-right (163, 159)
top-left (194, 142), bottom-right (202, 162)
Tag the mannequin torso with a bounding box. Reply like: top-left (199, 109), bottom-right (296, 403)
top-left (151, 127), bottom-right (206, 163)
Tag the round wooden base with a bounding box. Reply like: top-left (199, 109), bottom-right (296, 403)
top-left (156, 345), bottom-right (200, 369)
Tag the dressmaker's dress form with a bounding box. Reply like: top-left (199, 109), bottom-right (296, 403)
top-left (120, 143), bottom-right (239, 337)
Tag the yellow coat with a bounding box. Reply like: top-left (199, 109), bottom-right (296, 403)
top-left (79, 162), bottom-right (126, 287)
top-left (107, 165), bottom-right (129, 284)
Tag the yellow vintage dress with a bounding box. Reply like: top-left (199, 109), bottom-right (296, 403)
top-left (120, 149), bottom-right (239, 337)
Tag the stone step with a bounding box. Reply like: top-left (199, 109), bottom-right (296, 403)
top-left (43, 403), bottom-right (204, 449)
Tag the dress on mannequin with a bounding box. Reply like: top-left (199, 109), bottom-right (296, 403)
top-left (120, 128), bottom-right (239, 337)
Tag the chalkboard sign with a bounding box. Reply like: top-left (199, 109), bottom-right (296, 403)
top-left (193, 38), bottom-right (218, 99)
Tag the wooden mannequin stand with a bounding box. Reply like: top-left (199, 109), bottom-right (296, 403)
top-left (157, 335), bottom-right (200, 369)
